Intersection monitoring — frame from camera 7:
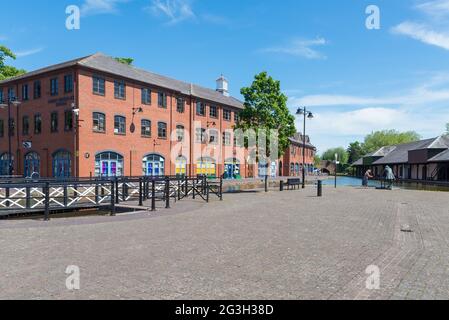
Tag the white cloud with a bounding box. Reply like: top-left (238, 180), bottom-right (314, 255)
top-left (15, 47), bottom-right (44, 58)
top-left (290, 75), bottom-right (449, 152)
top-left (262, 38), bottom-right (328, 60)
top-left (147, 0), bottom-right (195, 25)
top-left (417, 0), bottom-right (449, 18)
top-left (392, 21), bottom-right (449, 51)
top-left (81, 0), bottom-right (129, 16)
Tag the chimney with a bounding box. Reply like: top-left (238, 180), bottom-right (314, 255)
top-left (216, 75), bottom-right (229, 97)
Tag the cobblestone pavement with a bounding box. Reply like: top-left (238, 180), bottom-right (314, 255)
top-left (1, 186), bottom-right (449, 300)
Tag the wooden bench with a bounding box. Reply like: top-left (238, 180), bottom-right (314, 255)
top-left (287, 178), bottom-right (301, 190)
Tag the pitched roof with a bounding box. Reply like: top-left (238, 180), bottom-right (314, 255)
top-left (372, 138), bottom-right (436, 165)
top-left (429, 149), bottom-right (449, 162)
top-left (0, 53), bottom-right (244, 109)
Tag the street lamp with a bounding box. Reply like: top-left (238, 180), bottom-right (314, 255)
top-left (296, 107), bottom-right (314, 189)
top-left (0, 97), bottom-right (22, 176)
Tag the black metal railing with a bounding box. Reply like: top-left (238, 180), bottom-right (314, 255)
top-left (0, 175), bottom-right (223, 219)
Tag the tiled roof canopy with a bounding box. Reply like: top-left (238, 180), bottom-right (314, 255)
top-left (0, 53), bottom-right (244, 109)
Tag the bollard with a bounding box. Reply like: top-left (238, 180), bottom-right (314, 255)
top-left (219, 177), bottom-right (223, 201)
top-left (280, 180), bottom-right (284, 192)
top-left (265, 175), bottom-right (268, 193)
top-left (317, 180), bottom-right (322, 197)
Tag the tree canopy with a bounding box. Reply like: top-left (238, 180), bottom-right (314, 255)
top-left (0, 45), bottom-right (26, 81)
top-left (236, 71), bottom-right (296, 159)
top-left (114, 57), bottom-right (134, 65)
top-left (362, 130), bottom-right (421, 154)
top-left (321, 147), bottom-right (349, 164)
top-left (347, 141), bottom-right (365, 164)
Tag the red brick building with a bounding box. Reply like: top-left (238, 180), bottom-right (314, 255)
top-left (0, 53), bottom-right (315, 179)
top-left (280, 133), bottom-right (317, 177)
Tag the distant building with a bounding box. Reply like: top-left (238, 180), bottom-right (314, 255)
top-left (278, 133), bottom-right (317, 177)
top-left (352, 135), bottom-right (449, 181)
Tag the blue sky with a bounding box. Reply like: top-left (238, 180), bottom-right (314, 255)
top-left (2, 0), bottom-right (449, 153)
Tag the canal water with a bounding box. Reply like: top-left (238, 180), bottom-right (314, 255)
top-left (321, 176), bottom-right (449, 192)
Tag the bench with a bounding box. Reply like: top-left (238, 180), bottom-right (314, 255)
top-left (287, 178), bottom-right (301, 190)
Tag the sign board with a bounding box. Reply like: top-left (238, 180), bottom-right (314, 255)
top-left (22, 141), bottom-right (32, 149)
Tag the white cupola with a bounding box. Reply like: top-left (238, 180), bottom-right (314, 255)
top-left (216, 75), bottom-right (229, 96)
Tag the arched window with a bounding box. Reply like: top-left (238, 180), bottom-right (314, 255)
top-left (197, 157), bottom-right (216, 177)
top-left (24, 152), bottom-right (40, 177)
top-left (290, 163), bottom-right (295, 176)
top-left (295, 163), bottom-right (300, 176)
top-left (175, 156), bottom-right (187, 177)
top-left (143, 154), bottom-right (165, 176)
top-left (0, 153), bottom-right (13, 176)
top-left (224, 158), bottom-right (241, 180)
top-left (95, 152), bottom-right (124, 177)
top-left (52, 150), bottom-right (72, 178)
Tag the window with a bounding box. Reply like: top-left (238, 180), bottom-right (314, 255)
top-left (223, 132), bottom-right (231, 146)
top-left (51, 112), bottom-right (58, 132)
top-left (0, 119), bottom-right (4, 137)
top-left (141, 119), bottom-right (151, 137)
top-left (223, 109), bottom-right (231, 121)
top-left (0, 90), bottom-right (3, 103)
top-left (52, 150), bottom-right (72, 178)
top-left (158, 122), bottom-right (167, 139)
top-left (9, 118), bottom-right (15, 137)
top-left (34, 81), bottom-right (41, 99)
top-left (196, 102), bottom-right (205, 116)
top-left (34, 114), bottom-right (42, 134)
top-left (93, 76), bottom-right (105, 95)
top-left (64, 110), bottom-right (73, 131)
top-left (143, 154), bottom-right (165, 177)
top-left (210, 105), bottom-right (218, 118)
top-left (22, 116), bottom-right (29, 135)
top-left (196, 157), bottom-right (216, 177)
top-left (176, 125), bottom-right (185, 142)
top-left (64, 74), bottom-right (73, 93)
top-left (158, 92), bottom-right (167, 108)
top-left (234, 112), bottom-right (240, 122)
top-left (0, 153), bottom-right (13, 176)
top-left (175, 156), bottom-right (187, 177)
top-left (8, 88), bottom-right (15, 101)
top-left (24, 152), bottom-right (40, 177)
top-left (176, 98), bottom-right (184, 113)
top-left (196, 128), bottom-right (206, 143)
top-left (22, 84), bottom-right (29, 101)
top-left (93, 112), bottom-right (106, 132)
top-left (209, 130), bottom-right (218, 144)
top-left (50, 78), bottom-right (58, 96)
top-left (95, 152), bottom-right (123, 177)
top-left (142, 88), bottom-right (151, 105)
top-left (114, 80), bottom-right (126, 99)
top-left (114, 116), bottom-right (126, 134)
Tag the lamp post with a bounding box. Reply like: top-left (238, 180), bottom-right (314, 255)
top-left (334, 153), bottom-right (339, 189)
top-left (0, 97), bottom-right (22, 176)
top-left (296, 107), bottom-right (314, 189)
top-left (71, 103), bottom-right (80, 178)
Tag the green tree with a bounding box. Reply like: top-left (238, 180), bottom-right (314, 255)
top-left (313, 155), bottom-right (321, 167)
top-left (236, 72), bottom-right (296, 159)
top-left (363, 130), bottom-right (421, 153)
top-left (0, 45), bottom-right (26, 81)
top-left (321, 147), bottom-right (349, 164)
top-left (114, 57), bottom-right (134, 65)
top-left (347, 141), bottom-right (365, 164)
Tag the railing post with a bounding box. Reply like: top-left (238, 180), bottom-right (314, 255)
top-left (265, 175), bottom-right (268, 193)
top-left (165, 177), bottom-right (170, 209)
top-left (63, 185), bottom-right (68, 207)
top-left (206, 181), bottom-right (210, 203)
top-left (151, 179), bottom-right (156, 211)
top-left (5, 187), bottom-right (9, 208)
top-left (115, 178), bottom-right (119, 204)
top-left (44, 182), bottom-right (50, 221)
top-left (185, 176), bottom-right (188, 196)
top-left (139, 178), bottom-right (143, 207)
top-left (110, 180), bottom-right (116, 216)
top-left (177, 179), bottom-right (181, 201)
top-left (280, 180), bottom-right (284, 192)
top-left (26, 186), bottom-right (31, 209)
top-left (193, 178), bottom-right (196, 200)
top-left (95, 184), bottom-right (99, 205)
top-left (122, 180), bottom-right (126, 202)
